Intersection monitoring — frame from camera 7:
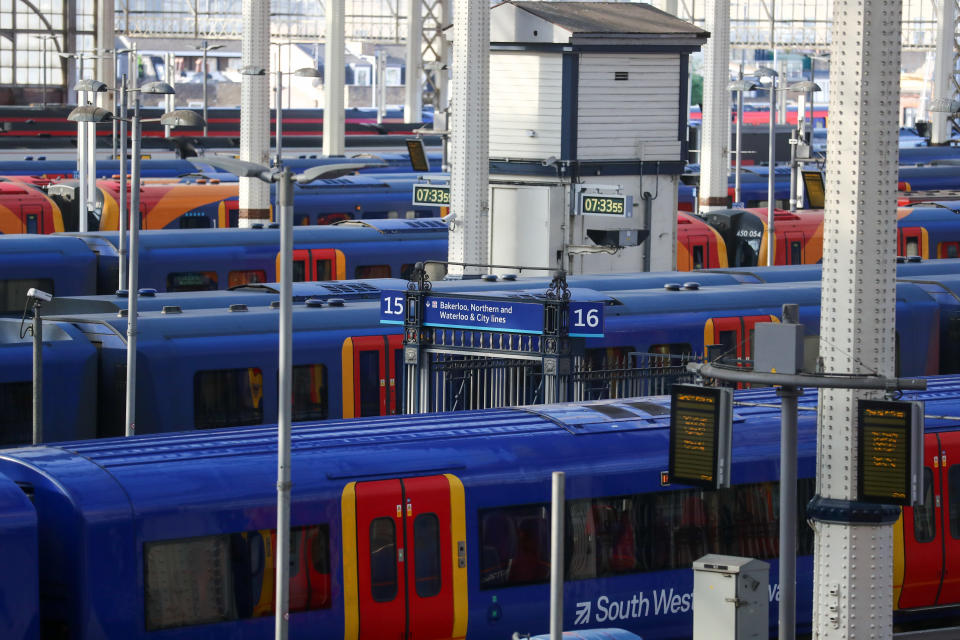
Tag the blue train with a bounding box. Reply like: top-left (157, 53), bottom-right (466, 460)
top-left (1, 376), bottom-right (960, 638)
top-left (0, 219), bottom-right (449, 313)
top-left (3, 259), bottom-right (960, 444)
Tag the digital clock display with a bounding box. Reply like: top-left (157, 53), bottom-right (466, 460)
top-left (412, 184), bottom-right (450, 207)
top-left (579, 194), bottom-right (631, 216)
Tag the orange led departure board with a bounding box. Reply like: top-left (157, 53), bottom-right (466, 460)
top-left (857, 399), bottom-right (921, 506)
top-left (669, 384), bottom-right (732, 489)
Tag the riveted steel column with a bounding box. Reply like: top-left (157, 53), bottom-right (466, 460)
top-left (447, 0), bottom-right (489, 278)
top-left (930, 0), bottom-right (956, 143)
top-left (405, 0), bottom-right (422, 124)
top-left (813, 0), bottom-right (902, 639)
top-left (323, 0), bottom-right (345, 156)
top-left (698, 0), bottom-right (731, 212)
top-left (239, 0), bottom-right (271, 226)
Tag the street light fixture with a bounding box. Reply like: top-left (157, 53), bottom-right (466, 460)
top-left (189, 155), bottom-right (382, 640)
top-left (754, 66), bottom-right (779, 266)
top-left (728, 74), bottom-right (758, 206)
top-left (196, 41), bottom-right (225, 137)
top-left (240, 65), bottom-right (322, 167)
top-left (785, 81), bottom-right (822, 211)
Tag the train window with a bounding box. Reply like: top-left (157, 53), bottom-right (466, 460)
top-left (943, 314), bottom-right (960, 374)
top-left (25, 214), bottom-right (37, 234)
top-left (478, 504), bottom-right (550, 589)
top-left (906, 238), bottom-right (920, 258)
top-left (144, 524), bottom-right (330, 631)
top-left (401, 263), bottom-right (415, 280)
top-left (913, 468), bottom-right (936, 543)
top-left (369, 517), bottom-right (398, 602)
top-left (228, 270), bottom-right (266, 288)
top-left (579, 347), bottom-right (635, 401)
top-left (358, 351), bottom-right (382, 417)
top-left (414, 513), bottom-right (442, 598)
top-left (296, 214), bottom-right (310, 226)
top-left (0, 381), bottom-right (30, 445)
top-left (194, 367), bottom-right (264, 429)
top-left (940, 242), bottom-right (960, 259)
top-left (315, 259), bottom-right (333, 282)
top-left (179, 215), bottom-right (214, 229)
top-left (790, 241), bottom-right (802, 265)
top-left (167, 271), bottom-right (218, 292)
top-left (0, 277), bottom-right (53, 315)
top-left (355, 265), bottom-right (391, 279)
top-left (692, 245), bottom-right (704, 269)
top-left (292, 364), bottom-right (328, 421)
top-left (293, 260), bottom-right (307, 282)
top-left (951, 466), bottom-right (960, 539)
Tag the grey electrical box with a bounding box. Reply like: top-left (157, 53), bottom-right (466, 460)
top-left (693, 554), bottom-right (769, 640)
top-left (753, 322), bottom-right (804, 375)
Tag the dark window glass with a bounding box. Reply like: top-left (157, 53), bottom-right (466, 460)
top-left (392, 348), bottom-right (403, 415)
top-left (144, 524), bottom-right (330, 631)
top-left (400, 263), bottom-right (415, 280)
top-left (717, 329), bottom-right (739, 362)
top-left (914, 468), bottom-right (936, 543)
top-left (355, 265), bottom-right (391, 279)
top-left (357, 350), bottom-right (381, 417)
top-left (179, 215), bottom-right (214, 229)
top-left (579, 347), bottom-right (634, 401)
top-left (692, 245), bottom-right (704, 269)
top-left (0, 381), bottom-right (31, 445)
top-left (414, 513), bottom-right (442, 598)
top-left (790, 241), bottom-right (803, 265)
top-left (369, 517), bottom-right (397, 602)
top-left (479, 504), bottom-right (550, 589)
top-left (167, 271), bottom-right (218, 292)
top-left (292, 364), bottom-right (328, 421)
top-left (950, 466), bottom-right (960, 540)
top-left (194, 368), bottom-right (264, 429)
top-left (943, 314), bottom-right (960, 374)
top-left (228, 270), bottom-right (266, 288)
top-left (296, 214), bottom-right (310, 226)
top-left (26, 214), bottom-right (38, 234)
top-left (946, 243), bottom-right (960, 259)
top-left (315, 259), bottom-right (333, 282)
top-left (293, 260), bottom-right (306, 282)
top-left (0, 278), bottom-right (54, 314)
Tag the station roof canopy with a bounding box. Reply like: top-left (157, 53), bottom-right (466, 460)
top-left (491, 1), bottom-right (709, 48)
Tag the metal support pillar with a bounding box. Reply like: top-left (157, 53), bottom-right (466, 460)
top-left (375, 50), bottom-right (386, 124)
top-left (931, 0), bottom-right (957, 143)
top-left (323, 0), bottom-right (346, 156)
top-left (766, 74), bottom-right (776, 265)
top-left (812, 1), bottom-right (903, 639)
top-left (239, 0), bottom-right (271, 226)
top-left (447, 0), bottom-right (489, 278)
top-left (275, 167), bottom-right (294, 640)
top-left (698, 0), bottom-right (731, 211)
top-left (550, 471), bottom-right (565, 640)
top-left (87, 114), bottom-right (97, 220)
top-left (95, 0), bottom-right (113, 101)
top-left (405, 0), bottom-right (422, 123)
top-left (126, 98), bottom-right (142, 437)
top-left (275, 69), bottom-right (284, 165)
top-left (31, 304), bottom-right (42, 445)
top-left (118, 75), bottom-right (128, 291)
top-left (77, 88), bottom-right (88, 232)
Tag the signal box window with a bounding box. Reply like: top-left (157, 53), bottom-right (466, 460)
top-left (369, 517), bottom-right (398, 602)
top-left (167, 271), bottom-right (218, 292)
top-left (0, 381), bottom-right (31, 445)
top-left (914, 468), bottom-right (936, 543)
top-left (194, 367), bottom-right (264, 429)
top-left (0, 277), bottom-right (53, 314)
top-left (478, 504), bottom-right (550, 589)
top-left (292, 364), bottom-right (328, 421)
top-left (144, 524), bottom-right (330, 631)
top-left (414, 513), bottom-right (442, 598)
top-left (355, 265), bottom-right (391, 279)
top-left (228, 270), bottom-right (267, 288)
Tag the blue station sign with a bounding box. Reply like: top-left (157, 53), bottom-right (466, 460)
top-left (381, 291), bottom-right (605, 338)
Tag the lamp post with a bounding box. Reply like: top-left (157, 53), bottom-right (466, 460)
top-left (69, 91), bottom-right (202, 440)
top-left (188, 155), bottom-right (382, 640)
top-left (241, 66), bottom-right (322, 167)
top-left (728, 74), bottom-right (758, 206)
top-left (785, 80), bottom-right (821, 211)
top-left (196, 41), bottom-right (224, 138)
top-left (71, 78), bottom-right (108, 233)
top-left (104, 48), bottom-right (131, 159)
top-left (755, 66), bottom-right (778, 266)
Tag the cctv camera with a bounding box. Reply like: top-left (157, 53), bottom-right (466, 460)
top-left (26, 288), bottom-right (53, 303)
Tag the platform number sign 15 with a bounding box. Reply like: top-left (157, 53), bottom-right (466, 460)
top-left (380, 291), bottom-right (406, 324)
top-left (568, 301), bottom-right (604, 338)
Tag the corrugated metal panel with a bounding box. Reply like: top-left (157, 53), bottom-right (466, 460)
top-left (577, 54), bottom-right (681, 161)
top-left (489, 52), bottom-right (563, 159)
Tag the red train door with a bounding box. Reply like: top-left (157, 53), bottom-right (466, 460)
top-left (687, 235), bottom-right (712, 269)
top-left (899, 433), bottom-right (943, 609)
top-left (937, 432), bottom-right (960, 605)
top-left (352, 336), bottom-right (388, 417)
top-left (899, 227), bottom-right (924, 258)
top-left (387, 335), bottom-right (404, 415)
top-left (343, 475), bottom-right (467, 640)
top-left (704, 315), bottom-right (777, 365)
top-left (287, 248), bottom-right (344, 282)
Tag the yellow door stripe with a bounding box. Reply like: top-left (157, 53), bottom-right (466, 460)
top-left (341, 482), bottom-right (359, 640)
top-left (445, 473), bottom-right (469, 640)
top-left (892, 510), bottom-right (905, 609)
top-left (341, 338), bottom-right (355, 419)
top-left (703, 319), bottom-right (715, 357)
top-left (335, 249), bottom-right (347, 280)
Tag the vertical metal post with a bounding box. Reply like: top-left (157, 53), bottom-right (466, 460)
top-left (275, 69), bottom-right (283, 166)
top-left (112, 49), bottom-right (119, 158)
top-left (31, 304), bottom-right (42, 445)
top-left (77, 86), bottom-right (88, 233)
top-left (735, 65), bottom-right (744, 204)
top-left (778, 303), bottom-right (800, 640)
top-left (766, 76), bottom-right (776, 265)
top-left (202, 40), bottom-right (209, 137)
top-left (275, 167), bottom-right (293, 640)
top-left (698, 0), bottom-right (731, 212)
top-left (125, 99), bottom-right (141, 437)
top-left (239, 0), bottom-right (271, 226)
top-left (118, 75), bottom-right (128, 291)
top-left (789, 127), bottom-right (798, 212)
top-left (323, 0), bottom-right (346, 156)
top-left (931, 0), bottom-right (956, 143)
top-left (42, 38), bottom-right (48, 109)
top-left (550, 471), bottom-right (565, 640)
top-left (404, 0), bottom-right (422, 123)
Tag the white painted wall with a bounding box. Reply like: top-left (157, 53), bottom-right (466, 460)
top-left (489, 52), bottom-right (563, 160)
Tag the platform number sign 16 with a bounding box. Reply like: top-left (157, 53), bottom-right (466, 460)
top-left (380, 291), bottom-right (406, 324)
top-left (568, 301), bottom-right (604, 337)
